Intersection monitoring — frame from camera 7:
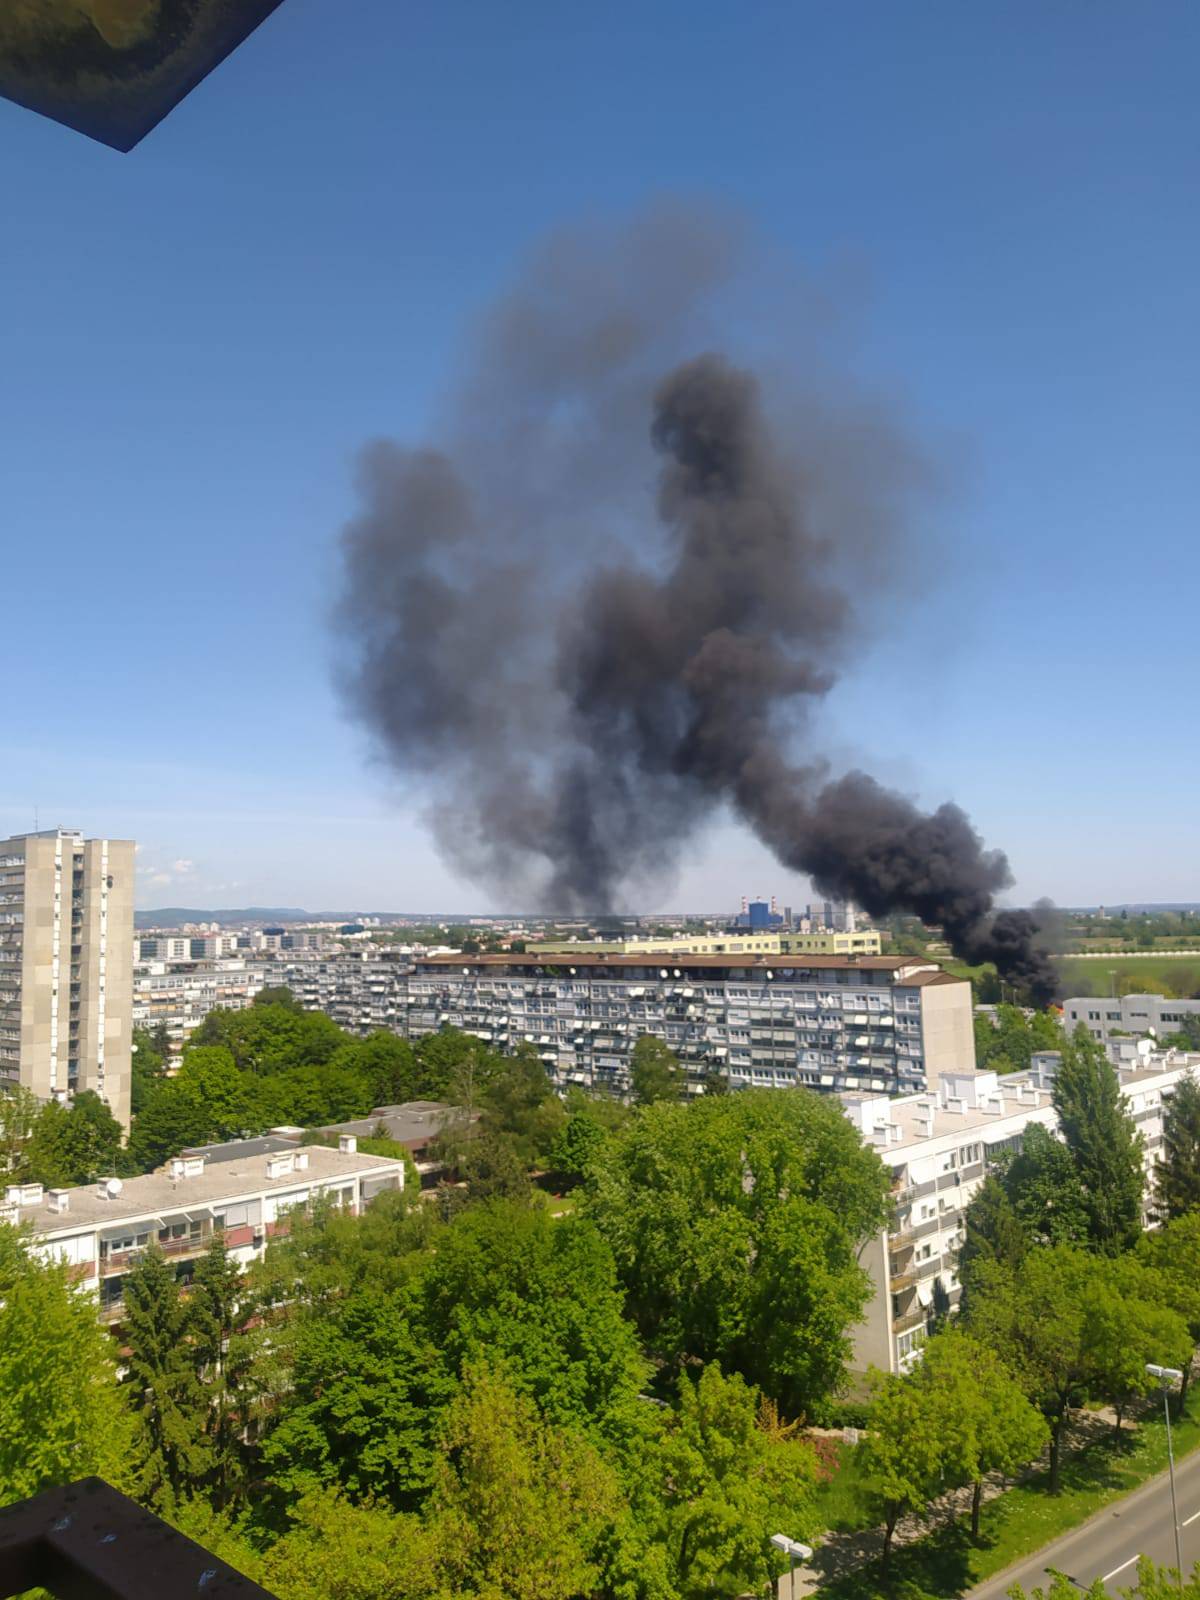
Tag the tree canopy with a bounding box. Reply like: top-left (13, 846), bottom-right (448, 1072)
top-left (583, 1088), bottom-right (890, 1414)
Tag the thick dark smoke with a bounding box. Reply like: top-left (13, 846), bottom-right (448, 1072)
top-left (334, 212), bottom-right (1057, 1003)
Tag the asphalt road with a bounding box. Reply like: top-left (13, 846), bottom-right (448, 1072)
top-left (969, 1437), bottom-right (1200, 1598)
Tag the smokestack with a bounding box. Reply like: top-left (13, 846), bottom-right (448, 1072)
top-left (334, 209), bottom-right (1057, 1004)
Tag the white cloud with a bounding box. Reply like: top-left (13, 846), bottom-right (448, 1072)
top-left (171, 858), bottom-right (194, 875)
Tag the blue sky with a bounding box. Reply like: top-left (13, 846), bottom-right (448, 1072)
top-left (3, 0), bottom-right (1198, 913)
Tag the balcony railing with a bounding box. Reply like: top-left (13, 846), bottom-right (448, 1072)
top-left (0, 1476), bottom-right (279, 1598)
top-left (100, 1229), bottom-right (212, 1277)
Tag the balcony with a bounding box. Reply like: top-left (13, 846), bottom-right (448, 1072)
top-left (893, 1306), bottom-right (926, 1335)
top-left (0, 1476), bottom-right (279, 1598)
top-left (100, 1228), bottom-right (212, 1277)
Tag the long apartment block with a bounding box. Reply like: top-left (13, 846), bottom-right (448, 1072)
top-left (133, 957), bottom-right (273, 1047)
top-left (846, 1049), bottom-right (1196, 1374)
top-left (2, 1137), bottom-right (405, 1322)
top-left (402, 952), bottom-right (974, 1096)
top-left (0, 829), bottom-right (134, 1127)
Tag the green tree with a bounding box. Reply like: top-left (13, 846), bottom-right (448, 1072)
top-left (649, 1364), bottom-right (818, 1599)
top-left (450, 1129), bottom-right (533, 1208)
top-left (23, 1090), bottom-right (124, 1186)
top-left (920, 1326), bottom-right (1048, 1535)
top-left (1081, 1265), bottom-right (1190, 1433)
top-left (584, 1089), bottom-right (890, 1415)
top-left (0, 1084), bottom-right (38, 1174)
top-left (550, 1104), bottom-right (610, 1186)
top-left (126, 1076), bottom-right (213, 1171)
top-left (175, 1045), bottom-right (265, 1138)
top-left (856, 1366), bottom-right (946, 1566)
top-left (1162, 1016), bottom-right (1200, 1052)
top-left (262, 1489), bottom-right (435, 1600)
top-left (478, 1042), bottom-right (566, 1168)
top-left (131, 1027), bottom-right (167, 1116)
top-left (1154, 1071), bottom-right (1200, 1221)
top-left (0, 1224), bottom-right (133, 1501)
top-left (254, 985), bottom-right (301, 1010)
top-left (928, 1274), bottom-right (952, 1335)
top-left (339, 1030), bottom-right (421, 1107)
top-left (1001, 1122), bottom-right (1089, 1248)
top-left (260, 1281), bottom-right (453, 1510)
top-left (419, 1202), bottom-right (648, 1442)
top-left (189, 1236), bottom-right (259, 1506)
top-left (1137, 1212), bottom-right (1200, 1413)
top-left (1053, 1025), bottom-right (1145, 1253)
top-left (630, 1034), bottom-right (686, 1105)
top-left (957, 1175), bottom-right (1027, 1309)
top-left (967, 1246), bottom-right (1097, 1492)
top-left (122, 1246), bottom-right (212, 1506)
top-left (421, 1365), bottom-right (621, 1600)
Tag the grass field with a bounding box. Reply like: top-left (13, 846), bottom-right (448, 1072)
top-left (811, 1393), bottom-right (1200, 1599)
top-left (1054, 953), bottom-right (1200, 999)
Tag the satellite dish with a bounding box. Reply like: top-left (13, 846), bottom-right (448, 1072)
top-left (105, 1177), bottom-right (123, 1198)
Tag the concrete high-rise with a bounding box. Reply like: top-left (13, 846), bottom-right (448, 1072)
top-left (0, 829), bottom-right (134, 1129)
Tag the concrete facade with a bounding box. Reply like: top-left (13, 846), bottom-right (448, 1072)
top-left (402, 952), bottom-right (974, 1097)
top-left (0, 829), bottom-right (134, 1128)
top-left (1062, 992), bottom-right (1200, 1045)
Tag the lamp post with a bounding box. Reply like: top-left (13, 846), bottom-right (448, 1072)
top-left (770, 1534), bottom-right (813, 1600)
top-left (1147, 1363), bottom-right (1185, 1588)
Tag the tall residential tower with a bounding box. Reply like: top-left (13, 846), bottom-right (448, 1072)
top-left (0, 829), bottom-right (134, 1129)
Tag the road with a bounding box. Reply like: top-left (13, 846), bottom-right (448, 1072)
top-left (969, 1438), bottom-right (1200, 1598)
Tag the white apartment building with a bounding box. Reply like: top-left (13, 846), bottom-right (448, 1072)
top-left (402, 952), bottom-right (974, 1096)
top-left (847, 1050), bottom-right (1198, 1374)
top-left (2, 1138), bottom-right (404, 1322)
top-left (0, 829), bottom-right (134, 1128)
top-left (1062, 993), bottom-right (1200, 1045)
top-left (132, 958), bottom-right (274, 1047)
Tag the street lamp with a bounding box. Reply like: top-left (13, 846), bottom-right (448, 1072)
top-left (1147, 1363), bottom-right (1185, 1588)
top-left (770, 1534), bottom-right (813, 1600)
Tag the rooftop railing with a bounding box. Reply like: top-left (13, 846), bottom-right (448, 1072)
top-left (0, 1477), bottom-right (279, 1598)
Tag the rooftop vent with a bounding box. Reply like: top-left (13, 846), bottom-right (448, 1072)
top-left (5, 1181), bottom-right (44, 1207)
top-left (169, 1156), bottom-right (206, 1180)
top-left (266, 1152), bottom-right (296, 1180)
top-left (338, 1134), bottom-right (358, 1155)
top-left (46, 1188), bottom-right (70, 1214)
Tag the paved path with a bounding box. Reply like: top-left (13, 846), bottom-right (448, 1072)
top-left (969, 1441), bottom-right (1200, 1598)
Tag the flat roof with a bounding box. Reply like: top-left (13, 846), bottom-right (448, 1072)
top-left (413, 951), bottom-right (930, 973)
top-left (848, 1054), bottom-right (1197, 1157)
top-left (10, 1144), bottom-right (403, 1238)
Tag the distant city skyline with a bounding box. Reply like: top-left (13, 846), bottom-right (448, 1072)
top-left (5, 3), bottom-right (1200, 913)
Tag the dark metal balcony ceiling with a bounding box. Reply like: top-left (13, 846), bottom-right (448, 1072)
top-left (0, 0), bottom-right (287, 151)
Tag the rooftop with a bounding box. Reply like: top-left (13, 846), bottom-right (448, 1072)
top-left (315, 1101), bottom-right (474, 1146)
top-left (4, 1144), bottom-right (404, 1238)
top-left (413, 950), bottom-right (941, 975)
top-left (844, 1051), bottom-right (1200, 1157)
top-left (181, 1134), bottom-right (301, 1164)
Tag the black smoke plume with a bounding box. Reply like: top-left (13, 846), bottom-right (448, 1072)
top-left (334, 212), bottom-right (1056, 1003)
